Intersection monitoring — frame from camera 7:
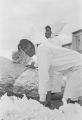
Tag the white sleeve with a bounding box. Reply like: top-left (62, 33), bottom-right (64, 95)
top-left (56, 36), bottom-right (63, 46)
top-left (51, 37), bottom-right (62, 46)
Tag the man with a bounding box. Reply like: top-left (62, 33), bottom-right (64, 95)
top-left (36, 25), bottom-right (82, 105)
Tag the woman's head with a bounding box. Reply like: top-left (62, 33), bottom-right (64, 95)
top-left (45, 25), bottom-right (52, 38)
top-left (18, 39), bottom-right (35, 57)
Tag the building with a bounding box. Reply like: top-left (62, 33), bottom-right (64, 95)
top-left (35, 41), bottom-right (73, 50)
top-left (62, 42), bottom-right (72, 49)
top-left (72, 29), bottom-right (82, 53)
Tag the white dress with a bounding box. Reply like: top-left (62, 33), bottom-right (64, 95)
top-left (37, 36), bottom-right (82, 101)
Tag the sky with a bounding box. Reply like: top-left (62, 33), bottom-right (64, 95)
top-left (0, 0), bottom-right (82, 59)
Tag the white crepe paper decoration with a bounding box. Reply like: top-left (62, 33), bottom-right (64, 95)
top-left (51, 21), bottom-right (67, 35)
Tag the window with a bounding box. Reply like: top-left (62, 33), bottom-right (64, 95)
top-left (76, 36), bottom-right (80, 50)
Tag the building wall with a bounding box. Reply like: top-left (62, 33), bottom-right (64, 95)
top-left (72, 29), bottom-right (82, 53)
top-left (62, 43), bottom-right (72, 49)
top-left (62, 30), bottom-right (82, 53)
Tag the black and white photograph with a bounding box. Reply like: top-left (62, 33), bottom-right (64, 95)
top-left (0, 0), bottom-right (82, 119)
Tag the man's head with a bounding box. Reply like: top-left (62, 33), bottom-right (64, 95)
top-left (18, 39), bottom-right (35, 57)
top-left (45, 25), bottom-right (52, 39)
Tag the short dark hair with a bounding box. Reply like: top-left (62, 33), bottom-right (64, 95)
top-left (18, 39), bottom-right (35, 51)
top-left (45, 25), bottom-right (51, 30)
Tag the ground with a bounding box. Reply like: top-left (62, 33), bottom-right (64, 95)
top-left (1, 91), bottom-right (82, 109)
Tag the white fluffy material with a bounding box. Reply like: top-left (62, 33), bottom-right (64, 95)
top-left (0, 94), bottom-right (82, 120)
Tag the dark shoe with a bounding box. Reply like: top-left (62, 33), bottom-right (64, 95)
top-left (51, 92), bottom-right (63, 100)
top-left (78, 99), bottom-right (82, 106)
top-left (46, 91), bottom-right (52, 102)
top-left (67, 99), bottom-right (78, 104)
top-left (40, 101), bottom-right (50, 106)
top-left (40, 101), bottom-right (54, 109)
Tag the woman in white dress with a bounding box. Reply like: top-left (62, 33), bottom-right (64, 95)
top-left (36, 25), bottom-right (82, 105)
